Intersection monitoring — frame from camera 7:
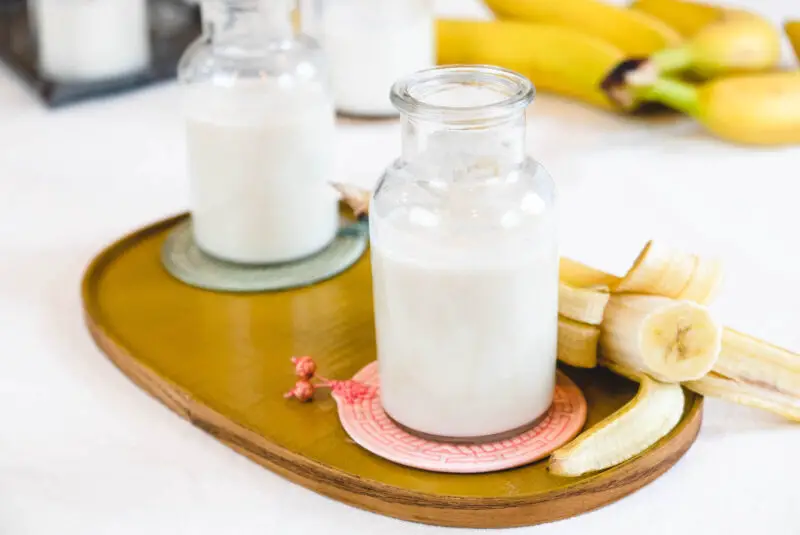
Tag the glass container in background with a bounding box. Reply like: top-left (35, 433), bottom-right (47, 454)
top-left (370, 66), bottom-right (559, 441)
top-left (31, 0), bottom-right (151, 82)
top-left (178, 0), bottom-right (338, 265)
top-left (302, 0), bottom-right (435, 118)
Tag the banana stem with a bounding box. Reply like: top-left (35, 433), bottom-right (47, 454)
top-left (648, 46), bottom-right (694, 74)
top-left (639, 77), bottom-right (702, 117)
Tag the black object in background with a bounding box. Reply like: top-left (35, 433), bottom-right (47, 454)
top-left (0, 0), bottom-right (201, 108)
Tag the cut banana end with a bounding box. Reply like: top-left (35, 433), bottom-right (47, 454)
top-left (549, 376), bottom-right (685, 477)
top-left (685, 373), bottom-right (800, 422)
top-left (558, 316), bottom-right (600, 368)
top-left (600, 294), bottom-right (722, 382)
top-left (559, 282), bottom-right (610, 325)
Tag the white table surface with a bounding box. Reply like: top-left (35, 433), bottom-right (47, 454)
top-left (2, 0), bottom-right (800, 533)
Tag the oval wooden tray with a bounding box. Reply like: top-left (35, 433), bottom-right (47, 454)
top-left (82, 213), bottom-right (703, 529)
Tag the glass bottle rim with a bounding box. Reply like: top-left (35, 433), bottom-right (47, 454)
top-left (390, 64), bottom-right (535, 123)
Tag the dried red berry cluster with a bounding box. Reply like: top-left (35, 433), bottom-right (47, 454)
top-left (284, 356), bottom-right (321, 402)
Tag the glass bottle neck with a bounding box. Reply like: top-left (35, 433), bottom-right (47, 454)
top-left (391, 66), bottom-right (534, 178)
top-left (201, 0), bottom-right (294, 48)
top-left (400, 112), bottom-right (528, 175)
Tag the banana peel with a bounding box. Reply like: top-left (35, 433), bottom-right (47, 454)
top-left (550, 376), bottom-right (685, 476)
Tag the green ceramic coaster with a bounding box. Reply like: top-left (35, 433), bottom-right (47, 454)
top-left (161, 217), bottom-right (369, 293)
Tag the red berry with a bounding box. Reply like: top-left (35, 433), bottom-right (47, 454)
top-left (291, 356), bottom-right (317, 380)
top-left (284, 380), bottom-right (315, 402)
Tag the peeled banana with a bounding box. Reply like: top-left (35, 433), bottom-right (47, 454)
top-left (483, 0), bottom-right (682, 57)
top-left (559, 283), bottom-right (609, 325)
top-left (601, 294), bottom-right (722, 382)
top-left (630, 0), bottom-right (721, 37)
top-left (436, 19), bottom-right (623, 110)
top-left (786, 22), bottom-right (800, 63)
top-left (614, 240), bottom-right (723, 303)
top-left (645, 11), bottom-right (782, 78)
top-left (550, 376), bottom-right (685, 477)
top-left (558, 316), bottom-right (600, 368)
top-left (624, 73), bottom-right (800, 145)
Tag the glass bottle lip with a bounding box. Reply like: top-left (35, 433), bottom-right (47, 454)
top-left (390, 64), bottom-right (535, 124)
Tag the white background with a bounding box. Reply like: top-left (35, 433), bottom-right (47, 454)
top-left (2, 0), bottom-right (800, 533)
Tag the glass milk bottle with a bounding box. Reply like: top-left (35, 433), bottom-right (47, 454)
top-left (370, 66), bottom-right (559, 442)
top-left (303, 0), bottom-right (435, 117)
top-left (31, 0), bottom-right (151, 82)
top-left (178, 0), bottom-right (338, 264)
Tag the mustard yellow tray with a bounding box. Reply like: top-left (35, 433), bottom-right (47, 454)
top-left (81, 212), bottom-right (703, 529)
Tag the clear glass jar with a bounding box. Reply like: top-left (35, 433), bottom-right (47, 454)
top-left (178, 0), bottom-right (338, 265)
top-left (370, 65), bottom-right (559, 441)
top-left (301, 0), bottom-right (435, 118)
top-left (31, 0), bottom-right (151, 82)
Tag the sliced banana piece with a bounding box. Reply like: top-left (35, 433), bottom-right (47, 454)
top-left (549, 376), bottom-right (685, 477)
top-left (601, 294), bottom-right (722, 382)
top-left (558, 316), bottom-right (600, 368)
top-left (559, 282), bottom-right (610, 325)
top-left (685, 372), bottom-right (800, 422)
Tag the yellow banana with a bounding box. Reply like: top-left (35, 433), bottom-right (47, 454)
top-left (787, 22), bottom-right (800, 63)
top-left (630, 0), bottom-right (722, 37)
top-left (645, 11), bottom-right (782, 78)
top-left (634, 73), bottom-right (800, 145)
top-left (436, 19), bottom-right (623, 110)
top-left (483, 0), bottom-right (682, 57)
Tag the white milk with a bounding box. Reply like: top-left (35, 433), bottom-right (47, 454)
top-left (33, 0), bottom-right (150, 82)
top-left (185, 81), bottom-right (338, 264)
top-left (320, 4), bottom-right (435, 116)
top-left (370, 200), bottom-right (559, 439)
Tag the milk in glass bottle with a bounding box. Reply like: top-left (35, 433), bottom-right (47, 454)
top-left (179, 0), bottom-right (338, 264)
top-left (370, 66), bottom-right (559, 441)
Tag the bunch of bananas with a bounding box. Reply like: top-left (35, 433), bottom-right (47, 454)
top-left (437, 0), bottom-right (800, 145)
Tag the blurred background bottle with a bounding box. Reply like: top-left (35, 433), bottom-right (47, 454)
top-left (30, 0), bottom-right (151, 82)
top-left (178, 0), bottom-right (338, 265)
top-left (300, 0), bottom-right (435, 118)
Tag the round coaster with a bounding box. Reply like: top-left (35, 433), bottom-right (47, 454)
top-left (161, 218), bottom-right (369, 293)
top-left (332, 362), bottom-right (587, 474)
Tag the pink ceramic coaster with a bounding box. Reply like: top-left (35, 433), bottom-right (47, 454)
top-left (330, 362), bottom-right (587, 474)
